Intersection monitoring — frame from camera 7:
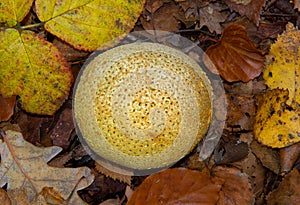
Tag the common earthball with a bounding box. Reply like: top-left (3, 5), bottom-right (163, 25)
top-left (73, 42), bottom-right (213, 173)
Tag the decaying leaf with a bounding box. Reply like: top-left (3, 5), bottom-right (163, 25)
top-left (293, 0), bottom-right (300, 11)
top-left (224, 0), bottom-right (268, 25)
top-left (280, 142), bottom-right (300, 173)
top-left (199, 2), bottom-right (230, 34)
top-left (0, 95), bottom-right (16, 122)
top-left (0, 130), bottom-right (94, 204)
top-left (254, 89), bottom-right (300, 148)
top-left (35, 0), bottom-right (145, 51)
top-left (127, 168), bottom-right (221, 205)
top-left (266, 169), bottom-right (300, 204)
top-left (204, 24), bottom-right (265, 82)
top-left (263, 23), bottom-right (300, 106)
top-left (0, 0), bottom-right (34, 27)
top-left (127, 167), bottom-right (254, 205)
top-left (0, 188), bottom-right (11, 205)
top-left (0, 29), bottom-right (73, 115)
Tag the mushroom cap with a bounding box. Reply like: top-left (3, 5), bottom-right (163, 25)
top-left (74, 42), bottom-right (212, 171)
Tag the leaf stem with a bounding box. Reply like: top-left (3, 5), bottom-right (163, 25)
top-left (21, 22), bottom-right (45, 30)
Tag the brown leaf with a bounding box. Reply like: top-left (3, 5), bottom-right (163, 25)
top-left (199, 2), bottom-right (230, 34)
top-left (224, 0), bottom-right (268, 25)
top-left (280, 142), bottom-right (300, 173)
top-left (251, 140), bottom-right (280, 174)
top-left (50, 108), bottom-right (75, 150)
top-left (213, 166), bottom-right (255, 205)
top-left (0, 95), bottom-right (16, 122)
top-left (267, 169), bottom-right (300, 205)
top-left (0, 188), bottom-right (11, 205)
top-left (204, 24), bottom-right (265, 82)
top-left (141, 1), bottom-right (180, 31)
top-left (127, 168), bottom-right (221, 205)
top-left (128, 167), bottom-right (255, 204)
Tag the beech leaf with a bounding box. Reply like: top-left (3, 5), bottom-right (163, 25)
top-left (0, 130), bottom-right (94, 204)
top-left (0, 0), bottom-right (34, 27)
top-left (127, 167), bottom-right (254, 205)
top-left (263, 23), bottom-right (300, 106)
top-left (0, 29), bottom-right (73, 115)
top-left (254, 89), bottom-right (300, 148)
top-left (35, 0), bottom-right (145, 51)
top-left (204, 24), bottom-right (265, 82)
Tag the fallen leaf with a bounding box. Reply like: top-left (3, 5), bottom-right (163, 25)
top-left (35, 0), bottom-right (145, 51)
top-left (0, 0), bottom-right (34, 27)
top-left (50, 108), bottom-right (75, 150)
top-left (213, 166), bottom-right (255, 205)
top-left (227, 0), bottom-right (251, 5)
top-left (0, 95), bottom-right (16, 122)
top-left (224, 0), bottom-right (268, 25)
top-left (0, 130), bottom-right (94, 204)
top-left (0, 29), bottom-right (73, 115)
top-left (127, 168), bottom-right (221, 205)
top-left (127, 167), bottom-right (254, 205)
top-left (0, 188), bottom-right (11, 205)
top-left (141, 1), bottom-right (181, 31)
top-left (251, 140), bottom-right (280, 174)
top-left (280, 142), bottom-right (300, 173)
top-left (254, 89), bottom-right (300, 148)
top-left (199, 2), bottom-right (230, 34)
top-left (263, 23), bottom-right (300, 106)
top-left (266, 169), bottom-right (300, 205)
top-left (204, 24), bottom-right (265, 82)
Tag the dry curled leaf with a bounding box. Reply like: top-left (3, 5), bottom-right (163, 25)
top-left (254, 89), bottom-right (300, 148)
top-left (127, 167), bottom-right (254, 205)
top-left (224, 0), bottom-right (267, 25)
top-left (204, 24), bottom-right (265, 82)
top-left (0, 130), bottom-right (94, 205)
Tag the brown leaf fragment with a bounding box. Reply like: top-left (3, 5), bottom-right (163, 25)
top-left (267, 169), bottom-right (300, 205)
top-left (224, 0), bottom-right (268, 25)
top-left (213, 166), bottom-right (255, 205)
top-left (0, 95), bottom-right (16, 122)
top-left (280, 142), bottom-right (300, 173)
top-left (127, 168), bottom-right (221, 205)
top-left (294, 0), bottom-right (300, 11)
top-left (199, 2), bottom-right (230, 34)
top-left (0, 188), bottom-right (11, 205)
top-left (204, 24), bottom-right (265, 82)
top-left (50, 108), bottom-right (74, 150)
top-left (40, 187), bottom-right (66, 205)
top-left (141, 1), bottom-right (180, 31)
top-left (251, 140), bottom-right (280, 174)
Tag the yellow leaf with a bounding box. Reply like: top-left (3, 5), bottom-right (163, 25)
top-left (263, 23), bottom-right (300, 106)
top-left (0, 29), bottom-right (72, 115)
top-left (0, 0), bottom-right (34, 27)
top-left (0, 130), bottom-right (94, 205)
top-left (35, 0), bottom-right (145, 51)
top-left (254, 89), bottom-right (300, 148)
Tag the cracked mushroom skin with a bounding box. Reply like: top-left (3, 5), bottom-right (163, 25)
top-left (74, 42), bottom-right (213, 170)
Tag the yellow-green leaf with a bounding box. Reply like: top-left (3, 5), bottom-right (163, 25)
top-left (0, 0), bottom-right (34, 27)
top-left (254, 89), bottom-right (300, 148)
top-left (35, 0), bottom-right (145, 51)
top-left (263, 23), bottom-right (300, 106)
top-left (0, 28), bottom-right (72, 115)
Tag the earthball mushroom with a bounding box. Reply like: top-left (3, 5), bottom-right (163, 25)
top-left (73, 42), bottom-right (213, 174)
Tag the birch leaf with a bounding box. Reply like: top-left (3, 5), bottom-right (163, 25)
top-left (0, 130), bottom-right (94, 204)
top-left (263, 23), bottom-right (300, 106)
